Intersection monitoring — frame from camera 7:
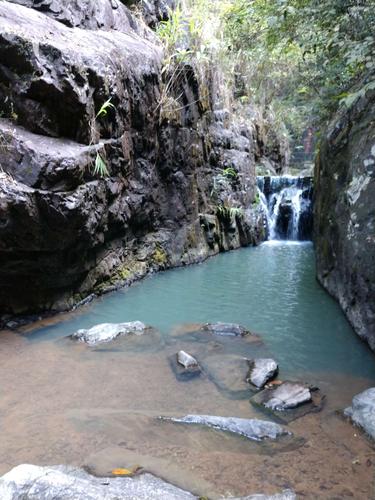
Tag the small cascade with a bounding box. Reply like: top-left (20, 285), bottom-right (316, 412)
top-left (257, 176), bottom-right (313, 241)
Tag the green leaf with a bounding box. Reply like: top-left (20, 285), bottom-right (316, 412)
top-left (93, 153), bottom-right (110, 178)
top-left (96, 98), bottom-right (115, 119)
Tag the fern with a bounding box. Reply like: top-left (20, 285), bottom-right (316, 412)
top-left (93, 153), bottom-right (110, 178)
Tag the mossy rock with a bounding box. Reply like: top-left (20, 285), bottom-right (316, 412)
top-left (152, 245), bottom-right (168, 266)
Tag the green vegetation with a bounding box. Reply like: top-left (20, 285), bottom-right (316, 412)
top-left (216, 204), bottom-right (244, 220)
top-left (89, 97), bottom-right (116, 178)
top-left (152, 245), bottom-right (168, 266)
top-left (222, 0), bottom-right (375, 130)
top-left (93, 153), bottom-right (110, 178)
top-left (252, 191), bottom-right (260, 207)
top-left (156, 0), bottom-right (375, 161)
top-left (95, 98), bottom-right (115, 119)
top-left (220, 167), bottom-right (238, 179)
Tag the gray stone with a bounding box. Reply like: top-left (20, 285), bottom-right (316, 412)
top-left (177, 350), bottom-right (199, 369)
top-left (0, 0), bottom-right (281, 317)
top-left (231, 491), bottom-right (296, 500)
top-left (247, 358), bottom-right (278, 388)
top-left (344, 387), bottom-right (375, 440)
top-left (71, 321), bottom-right (148, 345)
top-left (314, 75), bottom-right (375, 351)
top-left (161, 415), bottom-right (291, 441)
top-left (264, 382), bottom-right (311, 411)
top-left (201, 322), bottom-right (251, 337)
top-left (0, 464), bottom-right (196, 499)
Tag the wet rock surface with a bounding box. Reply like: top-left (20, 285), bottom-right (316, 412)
top-left (0, 0), bottom-right (279, 317)
top-left (177, 350), bottom-right (199, 369)
top-left (71, 321), bottom-right (148, 345)
top-left (251, 382), bottom-right (324, 423)
top-left (0, 463), bottom-right (297, 499)
top-left (264, 383), bottom-right (312, 410)
top-left (199, 354), bottom-right (253, 398)
top-left (232, 491), bottom-right (296, 500)
top-left (247, 358), bottom-right (278, 389)
top-left (201, 322), bottom-right (251, 337)
top-left (257, 176), bottom-right (313, 240)
top-left (170, 350), bottom-right (202, 380)
top-left (160, 415), bottom-right (291, 441)
top-left (344, 387), bottom-right (375, 440)
top-left (0, 464), bottom-right (196, 499)
top-left (314, 76), bottom-right (375, 350)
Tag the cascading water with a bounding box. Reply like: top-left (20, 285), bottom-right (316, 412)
top-left (257, 176), bottom-right (313, 241)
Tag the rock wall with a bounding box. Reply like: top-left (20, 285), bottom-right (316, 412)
top-left (0, 0), bottom-right (272, 316)
top-left (314, 83), bottom-right (375, 350)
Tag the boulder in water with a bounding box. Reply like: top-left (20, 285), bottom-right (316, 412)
top-left (71, 321), bottom-right (148, 345)
top-left (250, 382), bottom-right (324, 422)
top-left (201, 322), bottom-right (251, 337)
top-left (169, 351), bottom-right (202, 382)
top-left (264, 382), bottom-right (311, 410)
top-left (344, 387), bottom-right (375, 440)
top-left (0, 464), bottom-right (196, 499)
top-left (160, 414), bottom-right (291, 441)
top-left (177, 350), bottom-right (199, 369)
top-left (247, 358), bottom-right (278, 389)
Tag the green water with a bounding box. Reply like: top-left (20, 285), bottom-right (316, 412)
top-left (28, 241), bottom-right (375, 384)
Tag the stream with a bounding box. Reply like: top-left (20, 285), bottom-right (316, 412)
top-left (0, 242), bottom-right (374, 497)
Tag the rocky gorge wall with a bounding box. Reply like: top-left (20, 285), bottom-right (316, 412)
top-left (0, 0), bottom-right (277, 317)
top-left (314, 82), bottom-right (375, 350)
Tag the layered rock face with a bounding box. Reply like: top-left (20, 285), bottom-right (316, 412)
top-left (314, 85), bottom-right (375, 349)
top-left (0, 0), bottom-right (270, 315)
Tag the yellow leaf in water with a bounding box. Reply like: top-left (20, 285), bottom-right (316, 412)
top-left (111, 468), bottom-right (132, 476)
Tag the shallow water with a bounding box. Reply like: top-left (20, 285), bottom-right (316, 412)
top-left (26, 241), bottom-right (375, 385)
top-left (1, 242), bottom-right (375, 498)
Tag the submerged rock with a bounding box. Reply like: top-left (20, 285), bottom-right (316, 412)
top-left (199, 354), bottom-right (251, 398)
top-left (160, 415), bottom-right (291, 441)
top-left (201, 322), bottom-right (251, 337)
top-left (71, 321), bottom-right (148, 345)
top-left (264, 382), bottom-right (311, 411)
top-left (232, 491), bottom-right (296, 500)
top-left (247, 358), bottom-right (278, 388)
top-left (177, 350), bottom-right (199, 369)
top-left (0, 464), bottom-right (196, 499)
top-left (344, 387), bottom-right (375, 440)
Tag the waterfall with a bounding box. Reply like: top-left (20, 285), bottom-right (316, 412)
top-left (257, 176), bottom-right (313, 241)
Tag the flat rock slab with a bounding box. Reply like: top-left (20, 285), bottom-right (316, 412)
top-left (344, 387), bottom-right (375, 440)
top-left (160, 415), bottom-right (291, 441)
top-left (169, 351), bottom-right (202, 382)
top-left (265, 382), bottom-right (311, 410)
top-left (0, 464), bottom-right (196, 499)
top-left (201, 322), bottom-right (251, 337)
top-left (247, 358), bottom-right (278, 388)
top-left (71, 321), bottom-right (149, 345)
top-left (250, 382), bottom-right (324, 423)
top-left (198, 354), bottom-right (254, 399)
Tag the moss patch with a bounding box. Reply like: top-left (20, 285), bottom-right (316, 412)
top-left (152, 245), bottom-right (168, 266)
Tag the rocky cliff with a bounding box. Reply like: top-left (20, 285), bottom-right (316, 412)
top-left (0, 0), bottom-right (275, 316)
top-left (314, 82), bottom-right (375, 350)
